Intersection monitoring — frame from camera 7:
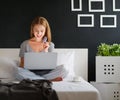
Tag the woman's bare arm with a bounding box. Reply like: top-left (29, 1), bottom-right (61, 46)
top-left (19, 57), bottom-right (24, 68)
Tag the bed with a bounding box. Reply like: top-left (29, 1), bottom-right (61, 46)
top-left (0, 48), bottom-right (101, 100)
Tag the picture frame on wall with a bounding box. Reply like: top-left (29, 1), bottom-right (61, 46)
top-left (100, 15), bottom-right (117, 28)
top-left (71, 0), bottom-right (82, 11)
top-left (89, 0), bottom-right (105, 12)
top-left (77, 14), bottom-right (94, 27)
top-left (113, 0), bottom-right (120, 11)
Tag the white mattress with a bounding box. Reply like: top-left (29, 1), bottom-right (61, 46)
top-left (52, 78), bottom-right (101, 100)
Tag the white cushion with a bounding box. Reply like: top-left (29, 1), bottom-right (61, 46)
top-left (0, 57), bottom-right (18, 82)
top-left (57, 51), bottom-right (75, 78)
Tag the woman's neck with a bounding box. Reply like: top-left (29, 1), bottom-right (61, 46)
top-left (30, 37), bottom-right (42, 43)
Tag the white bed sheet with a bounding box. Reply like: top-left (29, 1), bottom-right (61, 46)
top-left (53, 78), bottom-right (101, 100)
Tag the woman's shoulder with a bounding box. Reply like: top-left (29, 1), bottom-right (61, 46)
top-left (48, 42), bottom-right (55, 52)
top-left (50, 42), bottom-right (55, 47)
top-left (20, 40), bottom-right (29, 47)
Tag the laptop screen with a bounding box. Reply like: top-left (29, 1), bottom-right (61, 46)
top-left (24, 52), bottom-right (57, 70)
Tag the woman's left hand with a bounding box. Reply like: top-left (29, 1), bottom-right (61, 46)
top-left (43, 42), bottom-right (50, 52)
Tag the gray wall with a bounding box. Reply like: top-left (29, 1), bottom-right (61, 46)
top-left (0, 0), bottom-right (120, 81)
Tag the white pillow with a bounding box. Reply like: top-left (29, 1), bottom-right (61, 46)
top-left (57, 51), bottom-right (75, 78)
top-left (0, 57), bottom-right (18, 82)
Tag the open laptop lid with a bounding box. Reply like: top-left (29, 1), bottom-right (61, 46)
top-left (24, 52), bottom-right (57, 70)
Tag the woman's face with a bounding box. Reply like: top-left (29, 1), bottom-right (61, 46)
top-left (33, 24), bottom-right (46, 40)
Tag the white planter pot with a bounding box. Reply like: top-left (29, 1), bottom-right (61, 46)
top-left (91, 82), bottom-right (120, 100)
top-left (96, 56), bottom-right (120, 82)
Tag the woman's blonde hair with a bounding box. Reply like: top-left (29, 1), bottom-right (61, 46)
top-left (30, 16), bottom-right (51, 42)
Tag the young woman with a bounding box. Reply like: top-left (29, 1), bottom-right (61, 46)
top-left (19, 16), bottom-right (68, 81)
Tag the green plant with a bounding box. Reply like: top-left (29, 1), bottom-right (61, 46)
top-left (97, 43), bottom-right (120, 56)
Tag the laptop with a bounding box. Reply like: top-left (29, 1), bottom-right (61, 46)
top-left (24, 52), bottom-right (57, 70)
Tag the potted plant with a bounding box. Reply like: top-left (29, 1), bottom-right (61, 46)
top-left (97, 43), bottom-right (120, 56)
top-left (96, 43), bottom-right (120, 82)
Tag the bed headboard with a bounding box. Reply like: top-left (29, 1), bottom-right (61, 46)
top-left (0, 48), bottom-right (88, 81)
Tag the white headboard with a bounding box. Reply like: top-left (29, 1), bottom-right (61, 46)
top-left (0, 48), bottom-right (88, 81)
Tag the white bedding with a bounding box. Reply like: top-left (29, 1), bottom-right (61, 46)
top-left (0, 48), bottom-right (101, 100)
top-left (53, 78), bottom-right (101, 100)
